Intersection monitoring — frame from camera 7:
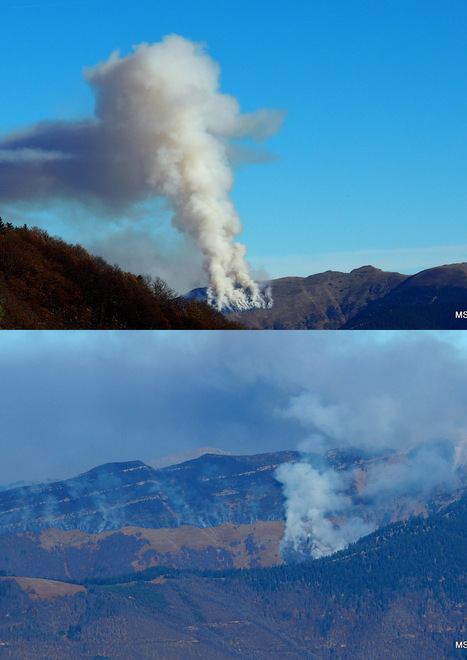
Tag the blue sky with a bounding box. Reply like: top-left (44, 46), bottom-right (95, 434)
top-left (1, 0), bottom-right (467, 292)
top-left (1, 330), bottom-right (467, 486)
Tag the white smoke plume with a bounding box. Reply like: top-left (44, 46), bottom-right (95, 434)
top-left (274, 366), bottom-right (467, 561)
top-left (275, 438), bottom-right (463, 560)
top-left (275, 461), bottom-right (375, 559)
top-left (0, 35), bottom-right (285, 310)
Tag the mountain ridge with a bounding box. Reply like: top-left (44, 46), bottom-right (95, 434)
top-left (0, 448), bottom-right (464, 581)
top-left (187, 262), bottom-right (467, 329)
top-left (0, 451), bottom-right (300, 535)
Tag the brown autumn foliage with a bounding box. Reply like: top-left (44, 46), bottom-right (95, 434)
top-left (0, 221), bottom-right (242, 329)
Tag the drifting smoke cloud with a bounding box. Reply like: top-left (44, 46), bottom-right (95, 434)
top-left (0, 35), bottom-right (285, 310)
top-left (273, 343), bottom-right (467, 561)
top-left (275, 438), bottom-right (462, 560)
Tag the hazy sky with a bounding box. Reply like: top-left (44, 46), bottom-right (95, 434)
top-left (1, 330), bottom-right (467, 487)
top-left (1, 0), bottom-right (466, 292)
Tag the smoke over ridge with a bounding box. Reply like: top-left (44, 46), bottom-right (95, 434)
top-left (273, 344), bottom-right (467, 561)
top-left (0, 35), bottom-right (285, 309)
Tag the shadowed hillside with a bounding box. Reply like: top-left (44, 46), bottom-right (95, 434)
top-left (0, 220), bottom-right (241, 329)
top-left (343, 263), bottom-right (467, 328)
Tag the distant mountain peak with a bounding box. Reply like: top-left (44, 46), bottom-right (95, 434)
top-left (150, 446), bottom-right (238, 469)
top-left (350, 265), bottom-right (381, 273)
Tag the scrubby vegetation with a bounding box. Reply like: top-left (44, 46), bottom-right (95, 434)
top-left (0, 219), bottom-right (242, 329)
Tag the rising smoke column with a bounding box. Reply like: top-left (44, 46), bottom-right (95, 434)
top-left (85, 36), bottom-right (281, 310)
top-left (275, 389), bottom-right (467, 561)
top-left (275, 461), bottom-right (375, 559)
top-left (0, 35), bottom-right (285, 310)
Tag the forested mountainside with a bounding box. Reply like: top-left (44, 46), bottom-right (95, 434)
top-left (0, 494), bottom-right (464, 659)
top-left (0, 220), bottom-right (240, 329)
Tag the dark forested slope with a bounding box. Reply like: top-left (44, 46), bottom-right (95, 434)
top-left (0, 220), bottom-right (240, 329)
